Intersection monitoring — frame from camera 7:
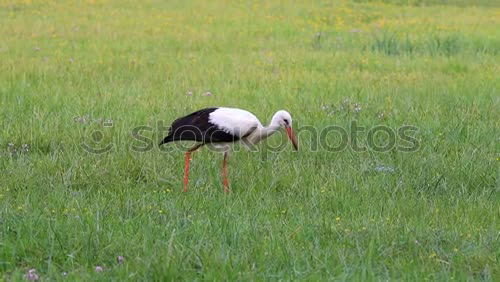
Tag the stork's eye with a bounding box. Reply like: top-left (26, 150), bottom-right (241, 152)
top-left (283, 119), bottom-right (289, 125)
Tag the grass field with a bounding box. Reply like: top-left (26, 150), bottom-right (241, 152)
top-left (1, 0), bottom-right (499, 280)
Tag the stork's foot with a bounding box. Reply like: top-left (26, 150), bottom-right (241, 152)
top-left (223, 178), bottom-right (230, 193)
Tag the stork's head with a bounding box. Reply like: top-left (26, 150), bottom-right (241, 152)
top-left (272, 110), bottom-right (298, 151)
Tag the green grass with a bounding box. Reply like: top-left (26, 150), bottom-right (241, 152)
top-left (1, 0), bottom-right (499, 280)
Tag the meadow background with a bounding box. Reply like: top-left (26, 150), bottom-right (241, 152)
top-left (0, 0), bottom-right (499, 280)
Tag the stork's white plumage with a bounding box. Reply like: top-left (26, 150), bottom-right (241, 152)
top-left (159, 107), bottom-right (298, 193)
top-left (208, 107), bottom-right (260, 138)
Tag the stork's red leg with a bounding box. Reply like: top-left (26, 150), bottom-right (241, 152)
top-left (183, 144), bottom-right (203, 192)
top-left (183, 151), bottom-right (191, 192)
top-left (222, 152), bottom-right (230, 193)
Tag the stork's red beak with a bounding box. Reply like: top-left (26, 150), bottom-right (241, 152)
top-left (285, 126), bottom-right (298, 151)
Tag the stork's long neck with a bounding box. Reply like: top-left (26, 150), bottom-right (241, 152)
top-left (253, 114), bottom-right (281, 142)
top-left (260, 122), bottom-right (280, 139)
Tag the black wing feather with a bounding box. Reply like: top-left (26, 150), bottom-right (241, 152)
top-left (159, 107), bottom-right (240, 145)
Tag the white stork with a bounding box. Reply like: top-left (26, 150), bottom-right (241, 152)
top-left (159, 107), bottom-right (298, 193)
